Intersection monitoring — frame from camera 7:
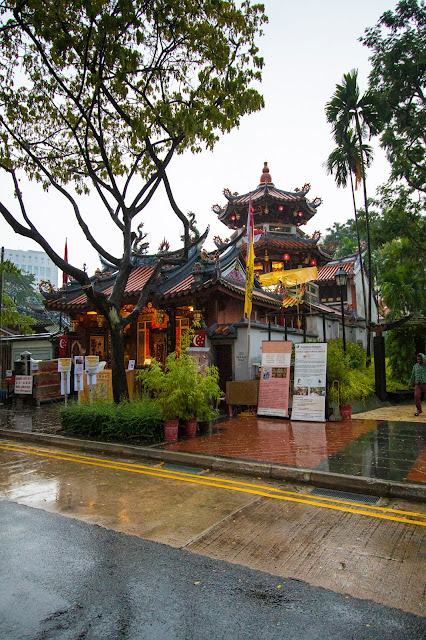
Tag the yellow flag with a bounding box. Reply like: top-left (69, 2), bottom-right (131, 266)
top-left (244, 195), bottom-right (254, 318)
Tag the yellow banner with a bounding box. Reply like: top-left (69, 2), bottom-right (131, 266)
top-left (259, 266), bottom-right (318, 288)
top-left (244, 238), bottom-right (254, 318)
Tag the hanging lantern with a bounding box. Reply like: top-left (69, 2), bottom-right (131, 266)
top-left (283, 253), bottom-right (290, 261)
top-left (231, 215), bottom-right (236, 221)
top-left (310, 258), bottom-right (317, 266)
top-left (279, 206), bottom-right (284, 211)
top-left (298, 211), bottom-right (303, 217)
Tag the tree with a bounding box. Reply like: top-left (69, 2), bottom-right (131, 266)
top-left (0, 0), bottom-right (267, 401)
top-left (324, 128), bottom-right (374, 317)
top-left (325, 70), bottom-right (382, 357)
top-left (361, 0), bottom-right (426, 193)
top-left (0, 261), bottom-right (36, 333)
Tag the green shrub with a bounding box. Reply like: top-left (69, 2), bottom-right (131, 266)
top-left (60, 397), bottom-right (163, 441)
top-left (327, 339), bottom-right (375, 405)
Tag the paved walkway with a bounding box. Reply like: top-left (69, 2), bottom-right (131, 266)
top-left (1, 401), bottom-right (425, 493)
top-left (162, 403), bottom-right (426, 486)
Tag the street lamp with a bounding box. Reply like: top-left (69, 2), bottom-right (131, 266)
top-left (335, 267), bottom-right (347, 354)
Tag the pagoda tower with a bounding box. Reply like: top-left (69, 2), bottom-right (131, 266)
top-left (213, 162), bottom-right (331, 275)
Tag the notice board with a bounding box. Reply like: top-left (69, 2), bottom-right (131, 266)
top-left (291, 343), bottom-right (327, 422)
top-left (257, 341), bottom-right (292, 418)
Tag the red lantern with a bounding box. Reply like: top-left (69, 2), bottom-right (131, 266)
top-left (231, 215), bottom-right (236, 221)
top-left (279, 206), bottom-right (284, 211)
top-left (310, 258), bottom-right (317, 266)
top-left (283, 253), bottom-right (290, 261)
top-left (298, 211), bottom-right (303, 217)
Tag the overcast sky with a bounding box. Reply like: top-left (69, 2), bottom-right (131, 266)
top-left (1, 0), bottom-right (396, 276)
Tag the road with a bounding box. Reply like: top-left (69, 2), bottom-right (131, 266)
top-left (0, 438), bottom-right (425, 639)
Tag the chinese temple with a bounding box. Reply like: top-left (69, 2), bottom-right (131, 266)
top-left (43, 163), bottom-right (375, 391)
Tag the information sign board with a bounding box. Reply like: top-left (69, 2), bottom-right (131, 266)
top-left (257, 341), bottom-right (292, 417)
top-left (291, 343), bottom-right (327, 422)
top-left (15, 375), bottom-right (33, 395)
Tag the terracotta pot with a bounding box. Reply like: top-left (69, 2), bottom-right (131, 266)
top-left (339, 404), bottom-right (352, 420)
top-left (163, 419), bottom-right (179, 441)
top-left (184, 417), bottom-right (197, 437)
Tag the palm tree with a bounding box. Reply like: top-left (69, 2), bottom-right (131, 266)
top-left (324, 128), bottom-right (374, 331)
top-left (326, 69), bottom-right (382, 358)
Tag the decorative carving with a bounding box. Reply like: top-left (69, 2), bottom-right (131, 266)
top-left (311, 230), bottom-right (322, 240)
top-left (158, 238), bottom-right (170, 253)
top-left (39, 280), bottom-right (56, 294)
top-left (213, 235), bottom-right (229, 247)
top-left (295, 183), bottom-right (311, 193)
top-left (212, 204), bottom-right (222, 214)
top-left (132, 222), bottom-right (149, 254)
top-left (310, 197), bottom-right (323, 206)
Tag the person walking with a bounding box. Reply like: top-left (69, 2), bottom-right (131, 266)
top-left (409, 353), bottom-right (426, 416)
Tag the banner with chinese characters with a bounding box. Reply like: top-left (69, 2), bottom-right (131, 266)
top-left (257, 341), bottom-right (292, 417)
top-left (291, 343), bottom-right (327, 422)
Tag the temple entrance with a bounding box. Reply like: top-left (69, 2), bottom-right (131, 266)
top-left (214, 343), bottom-right (233, 393)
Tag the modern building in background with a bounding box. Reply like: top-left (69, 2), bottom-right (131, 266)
top-left (3, 248), bottom-right (58, 289)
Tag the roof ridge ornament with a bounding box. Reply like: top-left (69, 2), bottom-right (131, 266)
top-left (259, 161), bottom-right (272, 184)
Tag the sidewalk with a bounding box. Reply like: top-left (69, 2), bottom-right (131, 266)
top-left (0, 401), bottom-right (425, 501)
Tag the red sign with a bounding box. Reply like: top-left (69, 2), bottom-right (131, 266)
top-left (191, 330), bottom-right (206, 348)
top-left (58, 335), bottom-right (69, 357)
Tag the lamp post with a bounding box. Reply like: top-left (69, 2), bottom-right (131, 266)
top-left (335, 267), bottom-right (347, 354)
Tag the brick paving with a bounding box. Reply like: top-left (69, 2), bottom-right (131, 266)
top-left (163, 412), bottom-right (426, 485)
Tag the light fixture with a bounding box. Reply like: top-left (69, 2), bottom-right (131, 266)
top-left (279, 206), bottom-right (284, 211)
top-left (231, 215), bottom-right (236, 221)
top-left (283, 253), bottom-right (290, 261)
top-left (87, 311), bottom-right (97, 315)
top-left (310, 258), bottom-right (317, 266)
top-left (298, 211), bottom-right (303, 217)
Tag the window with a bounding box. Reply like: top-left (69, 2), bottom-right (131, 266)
top-left (40, 267), bottom-right (45, 276)
top-left (34, 266), bottom-right (38, 275)
top-left (46, 268), bottom-right (51, 276)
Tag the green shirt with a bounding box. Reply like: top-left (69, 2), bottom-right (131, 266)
top-left (409, 354), bottom-right (426, 385)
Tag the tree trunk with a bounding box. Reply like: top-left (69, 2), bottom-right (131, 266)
top-left (355, 113), bottom-right (372, 361)
top-left (349, 173), bottom-right (367, 328)
top-left (107, 311), bottom-right (129, 403)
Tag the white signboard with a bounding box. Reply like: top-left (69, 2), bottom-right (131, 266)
top-left (85, 355), bottom-right (99, 374)
top-left (291, 343), bottom-right (327, 422)
top-left (58, 358), bottom-right (72, 372)
top-left (127, 359), bottom-right (135, 371)
top-left (14, 375), bottom-right (33, 395)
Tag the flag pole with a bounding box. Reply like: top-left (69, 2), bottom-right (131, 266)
top-left (244, 193), bottom-right (254, 380)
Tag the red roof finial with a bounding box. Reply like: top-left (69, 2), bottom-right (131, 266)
top-left (260, 161), bottom-right (272, 184)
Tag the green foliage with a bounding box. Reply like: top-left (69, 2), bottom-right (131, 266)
top-left (377, 238), bottom-right (425, 319)
top-left (385, 326), bottom-right (419, 382)
top-left (1, 260), bottom-right (36, 332)
top-left (0, 0), bottom-right (267, 186)
top-left (361, 0), bottom-right (426, 192)
top-left (60, 397), bottom-right (163, 441)
top-left (137, 331), bottom-right (221, 421)
top-left (326, 339), bottom-right (375, 405)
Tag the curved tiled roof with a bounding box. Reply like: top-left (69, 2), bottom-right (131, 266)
top-left (316, 261), bottom-right (355, 282)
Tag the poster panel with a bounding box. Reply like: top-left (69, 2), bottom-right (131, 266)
top-left (291, 343), bottom-right (327, 422)
top-left (14, 375), bottom-right (33, 395)
top-left (257, 341), bottom-right (292, 417)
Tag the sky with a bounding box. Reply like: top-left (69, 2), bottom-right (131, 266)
top-left (0, 0), bottom-right (397, 277)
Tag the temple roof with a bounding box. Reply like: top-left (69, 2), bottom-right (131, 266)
top-left (213, 163), bottom-right (322, 229)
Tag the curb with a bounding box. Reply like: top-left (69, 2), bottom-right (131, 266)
top-left (0, 428), bottom-right (425, 503)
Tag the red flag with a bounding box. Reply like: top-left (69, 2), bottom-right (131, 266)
top-left (62, 238), bottom-right (68, 286)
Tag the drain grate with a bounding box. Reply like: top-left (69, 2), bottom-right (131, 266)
top-left (160, 463), bottom-right (205, 475)
top-left (311, 488), bottom-right (380, 505)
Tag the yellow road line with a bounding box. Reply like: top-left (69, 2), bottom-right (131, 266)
top-left (1, 442), bottom-right (425, 526)
top-left (2, 441), bottom-right (426, 519)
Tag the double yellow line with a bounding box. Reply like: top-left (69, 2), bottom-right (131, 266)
top-left (1, 441), bottom-right (426, 527)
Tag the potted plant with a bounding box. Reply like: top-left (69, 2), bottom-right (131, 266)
top-left (137, 331), bottom-right (221, 439)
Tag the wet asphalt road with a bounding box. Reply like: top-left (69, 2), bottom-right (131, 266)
top-left (1, 501), bottom-right (424, 640)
